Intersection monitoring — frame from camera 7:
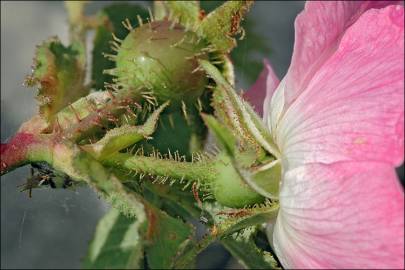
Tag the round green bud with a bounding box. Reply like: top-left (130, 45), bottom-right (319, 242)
top-left (212, 153), bottom-right (264, 208)
top-left (114, 20), bottom-right (208, 106)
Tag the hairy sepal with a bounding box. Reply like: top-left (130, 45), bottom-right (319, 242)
top-left (198, 0), bottom-right (253, 53)
top-left (81, 102), bottom-right (169, 160)
top-left (201, 61), bottom-right (282, 199)
top-left (201, 60), bottom-right (279, 158)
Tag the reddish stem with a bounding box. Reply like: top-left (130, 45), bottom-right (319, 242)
top-left (1, 132), bottom-right (39, 175)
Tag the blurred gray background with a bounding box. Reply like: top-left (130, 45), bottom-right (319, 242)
top-left (9, 1), bottom-right (399, 269)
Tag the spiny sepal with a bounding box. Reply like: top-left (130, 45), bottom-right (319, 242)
top-left (81, 102), bottom-right (169, 160)
top-left (198, 1), bottom-right (254, 53)
top-left (203, 200), bottom-right (279, 236)
top-left (200, 59), bottom-right (279, 158)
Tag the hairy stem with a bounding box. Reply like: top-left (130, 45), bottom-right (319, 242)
top-left (104, 152), bottom-right (217, 184)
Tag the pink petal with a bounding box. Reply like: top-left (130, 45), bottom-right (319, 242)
top-left (272, 161), bottom-right (404, 269)
top-left (276, 5), bottom-right (404, 169)
top-left (243, 59), bottom-right (279, 118)
top-left (283, 1), bottom-right (401, 109)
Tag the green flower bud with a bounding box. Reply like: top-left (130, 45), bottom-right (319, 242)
top-left (213, 153), bottom-right (264, 208)
top-left (113, 20), bottom-right (208, 106)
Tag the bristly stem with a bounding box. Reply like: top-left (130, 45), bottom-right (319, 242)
top-left (104, 152), bottom-right (217, 185)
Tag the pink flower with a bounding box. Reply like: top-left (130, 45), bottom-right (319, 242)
top-left (245, 2), bottom-right (404, 269)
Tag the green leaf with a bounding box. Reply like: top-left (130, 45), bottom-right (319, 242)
top-left (198, 0), bottom-right (253, 53)
top-left (27, 37), bottom-right (87, 121)
top-left (221, 228), bottom-right (280, 269)
top-left (144, 182), bottom-right (202, 222)
top-left (74, 149), bottom-right (196, 269)
top-left (145, 210), bottom-right (195, 269)
top-left (83, 208), bottom-right (145, 269)
top-left (69, 146), bottom-right (147, 219)
top-left (81, 102), bottom-right (169, 160)
top-left (92, 3), bottom-right (149, 90)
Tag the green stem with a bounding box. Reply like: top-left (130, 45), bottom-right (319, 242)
top-left (104, 153), bottom-right (217, 184)
top-left (64, 1), bottom-right (87, 44)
